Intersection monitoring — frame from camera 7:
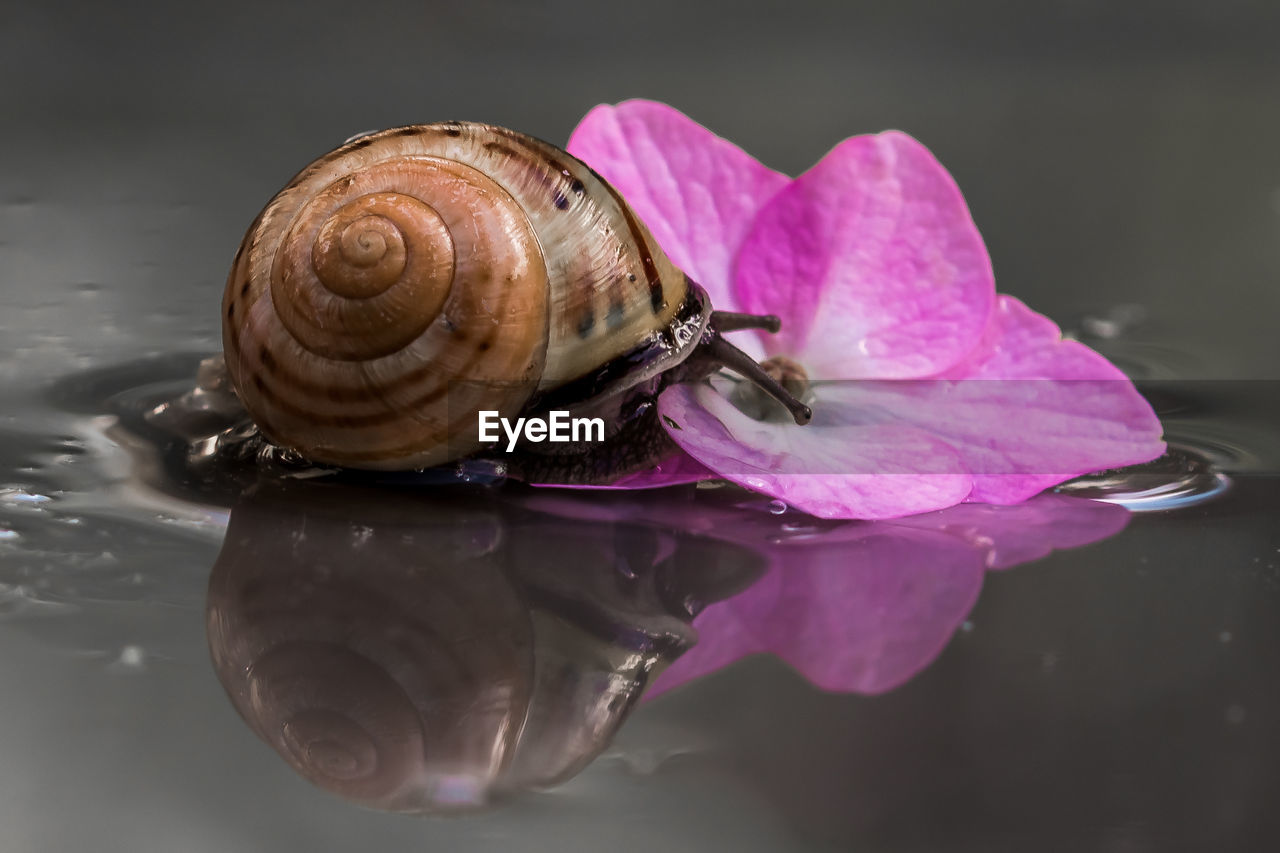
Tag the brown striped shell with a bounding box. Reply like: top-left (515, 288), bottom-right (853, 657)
top-left (222, 122), bottom-right (699, 470)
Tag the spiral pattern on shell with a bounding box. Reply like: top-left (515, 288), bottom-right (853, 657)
top-left (223, 139), bottom-right (552, 469)
top-left (276, 184), bottom-right (456, 361)
top-left (222, 123), bottom-right (695, 471)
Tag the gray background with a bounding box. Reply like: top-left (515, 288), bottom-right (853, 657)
top-left (4, 0), bottom-right (1280, 384)
top-left (2, 1), bottom-right (1280, 851)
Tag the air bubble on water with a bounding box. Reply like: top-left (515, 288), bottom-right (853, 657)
top-left (767, 500), bottom-right (787, 515)
top-left (0, 528), bottom-right (18, 542)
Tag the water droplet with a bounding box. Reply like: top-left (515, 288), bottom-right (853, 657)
top-left (959, 621), bottom-right (975, 634)
top-left (0, 487), bottom-right (52, 508)
top-left (767, 500), bottom-right (787, 515)
top-left (1226, 705), bottom-right (1246, 725)
top-left (1078, 304), bottom-right (1147, 340)
top-left (1056, 445), bottom-right (1230, 511)
top-left (0, 528), bottom-right (18, 542)
top-left (780, 521), bottom-right (816, 533)
top-left (110, 645), bottom-right (146, 672)
top-left (1219, 631), bottom-right (1233, 644)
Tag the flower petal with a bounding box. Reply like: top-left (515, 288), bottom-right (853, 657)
top-left (733, 131), bottom-right (995, 378)
top-left (942, 294), bottom-right (1145, 380)
top-left (657, 379), bottom-right (973, 519)
top-left (800, 377), bottom-right (1164, 507)
top-left (935, 295), bottom-right (1166, 502)
top-left (566, 100), bottom-right (790, 312)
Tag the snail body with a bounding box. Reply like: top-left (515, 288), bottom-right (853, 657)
top-left (223, 122), bottom-right (808, 474)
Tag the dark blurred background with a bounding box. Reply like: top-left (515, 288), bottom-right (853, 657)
top-left (3, 0), bottom-right (1279, 384)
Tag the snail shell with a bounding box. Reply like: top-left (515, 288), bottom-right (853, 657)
top-left (222, 122), bottom-right (699, 470)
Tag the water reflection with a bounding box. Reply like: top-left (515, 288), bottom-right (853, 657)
top-left (515, 489), bottom-right (1130, 696)
top-left (206, 479), bottom-right (764, 813)
top-left (206, 476), bottom-right (1129, 812)
top-left (32, 354), bottom-right (1141, 812)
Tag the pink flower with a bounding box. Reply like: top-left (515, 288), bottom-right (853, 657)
top-left (566, 101), bottom-right (1165, 519)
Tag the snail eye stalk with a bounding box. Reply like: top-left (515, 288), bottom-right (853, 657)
top-left (708, 310), bottom-right (781, 334)
top-left (703, 312), bottom-right (812, 425)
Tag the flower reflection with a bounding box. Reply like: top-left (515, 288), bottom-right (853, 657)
top-left (516, 489), bottom-right (1128, 697)
top-left (207, 477), bottom-right (1127, 812)
top-left (664, 493), bottom-right (1127, 696)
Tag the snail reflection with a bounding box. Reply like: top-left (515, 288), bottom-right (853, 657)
top-left (81, 352), bottom-right (1134, 810)
top-left (206, 479), bottom-right (764, 813)
top-left (207, 475), bottom-right (1129, 813)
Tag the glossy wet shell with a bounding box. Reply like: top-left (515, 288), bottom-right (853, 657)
top-left (222, 122), bottom-right (690, 470)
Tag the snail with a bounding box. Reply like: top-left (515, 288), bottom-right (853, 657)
top-left (206, 479), bottom-right (765, 812)
top-left (222, 121), bottom-right (811, 476)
